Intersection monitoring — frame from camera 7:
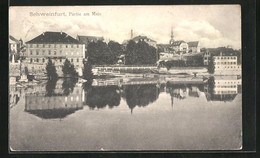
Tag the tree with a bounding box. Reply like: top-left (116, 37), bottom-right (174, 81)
top-left (208, 55), bottom-right (215, 74)
top-left (82, 61), bottom-right (93, 80)
top-left (46, 59), bottom-right (58, 80)
top-left (62, 59), bottom-right (78, 78)
top-left (87, 40), bottom-right (119, 65)
top-left (125, 40), bottom-right (157, 65)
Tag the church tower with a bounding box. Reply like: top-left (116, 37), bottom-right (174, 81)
top-left (169, 27), bottom-right (174, 44)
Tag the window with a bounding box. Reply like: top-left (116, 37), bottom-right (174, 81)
top-left (30, 44), bottom-right (33, 48)
top-left (54, 51), bottom-right (57, 55)
top-left (30, 51), bottom-right (33, 55)
top-left (49, 50), bottom-right (51, 55)
top-left (77, 45), bottom-right (79, 48)
top-left (71, 59), bottom-right (73, 62)
top-left (77, 58), bottom-right (79, 62)
top-left (60, 50), bottom-right (62, 54)
top-left (36, 58), bottom-right (39, 62)
top-left (42, 50), bottom-right (45, 55)
top-left (36, 44), bottom-right (39, 48)
top-left (30, 58), bottom-right (32, 63)
top-left (66, 45), bottom-right (68, 48)
top-left (42, 58), bottom-right (45, 62)
top-left (36, 50), bottom-right (39, 55)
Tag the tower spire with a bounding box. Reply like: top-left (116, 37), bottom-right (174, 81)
top-left (170, 27), bottom-right (174, 44)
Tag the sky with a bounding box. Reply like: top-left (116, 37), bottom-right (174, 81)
top-left (9, 5), bottom-right (241, 49)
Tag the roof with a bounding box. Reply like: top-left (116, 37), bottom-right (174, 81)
top-left (26, 31), bottom-right (80, 44)
top-left (77, 35), bottom-right (104, 44)
top-left (188, 41), bottom-right (199, 47)
top-left (171, 40), bottom-right (186, 46)
top-left (25, 108), bottom-right (82, 119)
top-left (132, 35), bottom-right (156, 42)
top-left (9, 35), bottom-right (20, 43)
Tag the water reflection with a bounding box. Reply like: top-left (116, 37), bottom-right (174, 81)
top-left (204, 76), bottom-right (241, 102)
top-left (24, 79), bottom-right (83, 119)
top-left (84, 85), bottom-right (121, 109)
top-left (11, 76), bottom-right (242, 119)
top-left (123, 84), bottom-right (160, 113)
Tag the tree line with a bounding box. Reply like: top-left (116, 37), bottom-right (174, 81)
top-left (86, 40), bottom-right (158, 65)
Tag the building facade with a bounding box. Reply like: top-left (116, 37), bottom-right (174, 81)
top-left (170, 40), bottom-right (189, 54)
top-left (131, 35), bottom-right (157, 48)
top-left (188, 41), bottom-right (200, 53)
top-left (25, 31), bottom-right (85, 75)
top-left (213, 54), bottom-right (241, 74)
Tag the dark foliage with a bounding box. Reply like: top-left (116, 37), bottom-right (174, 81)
top-left (46, 59), bottom-right (58, 80)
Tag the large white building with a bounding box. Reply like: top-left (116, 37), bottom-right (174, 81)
top-left (213, 53), bottom-right (241, 75)
top-left (25, 31), bottom-right (85, 75)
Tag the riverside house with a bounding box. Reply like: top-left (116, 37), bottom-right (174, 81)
top-left (25, 31), bottom-right (85, 76)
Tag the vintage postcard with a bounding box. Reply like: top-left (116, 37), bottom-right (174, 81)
top-left (9, 5), bottom-right (242, 151)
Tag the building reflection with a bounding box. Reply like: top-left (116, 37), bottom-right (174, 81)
top-left (165, 82), bottom-right (205, 107)
top-left (204, 76), bottom-right (241, 102)
top-left (21, 76), bottom-right (242, 119)
top-left (9, 86), bottom-right (21, 109)
top-left (24, 79), bottom-right (84, 119)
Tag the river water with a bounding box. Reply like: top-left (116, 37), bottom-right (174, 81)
top-left (9, 76), bottom-right (242, 151)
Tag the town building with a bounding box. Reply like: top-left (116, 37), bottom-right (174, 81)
top-left (76, 35), bottom-right (104, 51)
top-left (122, 35), bottom-right (157, 49)
top-left (213, 52), bottom-right (241, 75)
top-left (25, 31), bottom-right (85, 75)
top-left (9, 35), bottom-right (22, 53)
top-left (170, 40), bottom-right (189, 54)
top-left (188, 41), bottom-right (200, 53)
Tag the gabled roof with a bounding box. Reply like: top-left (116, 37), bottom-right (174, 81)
top-left (9, 35), bottom-right (20, 43)
top-left (77, 35), bottom-right (104, 44)
top-left (188, 41), bottom-right (199, 47)
top-left (132, 35), bottom-right (156, 42)
top-left (171, 40), bottom-right (186, 46)
top-left (26, 31), bottom-right (80, 44)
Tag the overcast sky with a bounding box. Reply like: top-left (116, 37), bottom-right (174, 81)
top-left (9, 5), bottom-right (241, 49)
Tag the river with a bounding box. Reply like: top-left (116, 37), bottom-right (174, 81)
top-left (9, 76), bottom-right (242, 151)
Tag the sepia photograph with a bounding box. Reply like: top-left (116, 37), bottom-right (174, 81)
top-left (9, 5), bottom-right (242, 151)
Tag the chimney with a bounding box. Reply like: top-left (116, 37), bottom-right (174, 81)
top-left (131, 29), bottom-right (133, 39)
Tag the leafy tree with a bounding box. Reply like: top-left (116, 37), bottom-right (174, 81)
top-left (125, 40), bottom-right (157, 65)
top-left (62, 59), bottom-right (78, 78)
top-left (46, 59), bottom-right (58, 80)
top-left (62, 78), bottom-right (77, 96)
top-left (45, 78), bottom-right (58, 97)
top-left (82, 61), bottom-right (93, 81)
top-left (208, 55), bottom-right (215, 74)
top-left (87, 40), bottom-right (119, 65)
top-left (108, 41), bottom-right (123, 57)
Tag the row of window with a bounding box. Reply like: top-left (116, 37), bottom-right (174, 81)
top-left (215, 91), bottom-right (237, 94)
top-left (214, 56), bottom-right (237, 60)
top-left (216, 66), bottom-right (240, 69)
top-left (29, 44), bottom-right (80, 48)
top-left (29, 58), bottom-right (81, 63)
top-left (214, 62), bottom-right (237, 65)
top-left (216, 85), bottom-right (237, 88)
top-left (29, 50), bottom-right (80, 56)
